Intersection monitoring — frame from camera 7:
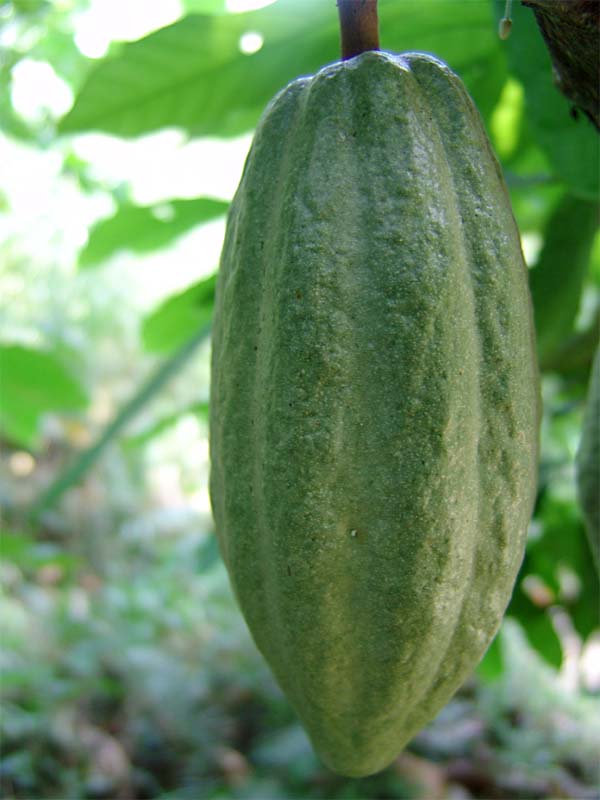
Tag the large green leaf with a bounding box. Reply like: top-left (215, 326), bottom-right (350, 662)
top-left (58, 9), bottom-right (317, 138)
top-left (496, 0), bottom-right (599, 199)
top-left (529, 194), bottom-right (599, 369)
top-left (381, 0), bottom-right (506, 123)
top-left (79, 197), bottom-right (228, 268)
top-left (59, 0), bottom-right (505, 139)
top-left (141, 275), bottom-right (216, 353)
top-left (0, 345), bottom-right (88, 448)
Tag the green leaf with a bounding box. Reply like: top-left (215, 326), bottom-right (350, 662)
top-left (181, 0), bottom-right (228, 13)
top-left (141, 275), bottom-right (216, 354)
top-left (507, 593), bottom-right (563, 669)
top-left (57, 5), bottom-right (333, 138)
top-left (572, 523), bottom-right (600, 637)
top-left (497, 0), bottom-right (599, 199)
top-left (11, 0), bottom-right (50, 13)
top-left (511, 491), bottom-right (599, 656)
top-left (0, 345), bottom-right (88, 448)
top-left (80, 198), bottom-right (228, 268)
top-left (537, 499), bottom-right (600, 642)
top-left (530, 194), bottom-right (600, 368)
top-left (59, 0), bottom-right (505, 139)
top-left (381, 0), bottom-right (506, 123)
top-left (541, 313), bottom-right (599, 379)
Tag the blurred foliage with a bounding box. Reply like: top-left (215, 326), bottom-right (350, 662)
top-left (79, 199), bottom-right (228, 269)
top-left (0, 0), bottom-right (599, 797)
top-left (529, 195), bottom-right (599, 369)
top-left (142, 276), bottom-right (217, 355)
top-left (494, 0), bottom-right (599, 200)
top-left (0, 344), bottom-right (88, 448)
top-left (58, 0), bottom-right (507, 138)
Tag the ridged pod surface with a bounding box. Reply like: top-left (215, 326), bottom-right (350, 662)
top-left (576, 346), bottom-right (600, 569)
top-left (210, 51), bottom-right (539, 777)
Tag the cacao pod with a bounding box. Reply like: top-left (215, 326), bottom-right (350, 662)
top-left (209, 51), bottom-right (540, 777)
top-left (576, 345), bottom-right (600, 570)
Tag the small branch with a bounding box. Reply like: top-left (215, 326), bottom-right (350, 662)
top-left (337, 0), bottom-right (379, 60)
top-left (28, 323), bottom-right (211, 521)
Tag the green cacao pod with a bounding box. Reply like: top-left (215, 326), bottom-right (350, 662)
top-left (576, 345), bottom-right (600, 570)
top-left (210, 51), bottom-right (539, 777)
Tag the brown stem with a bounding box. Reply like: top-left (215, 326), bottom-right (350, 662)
top-left (337, 0), bottom-right (379, 60)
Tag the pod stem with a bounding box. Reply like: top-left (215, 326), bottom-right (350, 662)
top-left (337, 0), bottom-right (379, 60)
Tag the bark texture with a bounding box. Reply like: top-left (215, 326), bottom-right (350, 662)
top-left (522, 0), bottom-right (600, 130)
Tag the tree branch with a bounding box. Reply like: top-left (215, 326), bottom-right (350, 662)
top-left (522, 0), bottom-right (600, 130)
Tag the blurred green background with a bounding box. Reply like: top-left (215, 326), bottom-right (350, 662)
top-left (0, 0), bottom-right (599, 798)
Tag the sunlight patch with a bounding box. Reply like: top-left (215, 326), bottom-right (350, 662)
top-left (239, 31), bottom-right (264, 55)
top-left (73, 0), bottom-right (182, 57)
top-left (11, 60), bottom-right (73, 123)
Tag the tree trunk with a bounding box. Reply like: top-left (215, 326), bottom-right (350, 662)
top-left (522, 0), bottom-right (600, 130)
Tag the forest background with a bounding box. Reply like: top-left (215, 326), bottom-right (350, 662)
top-left (0, 0), bottom-right (599, 798)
